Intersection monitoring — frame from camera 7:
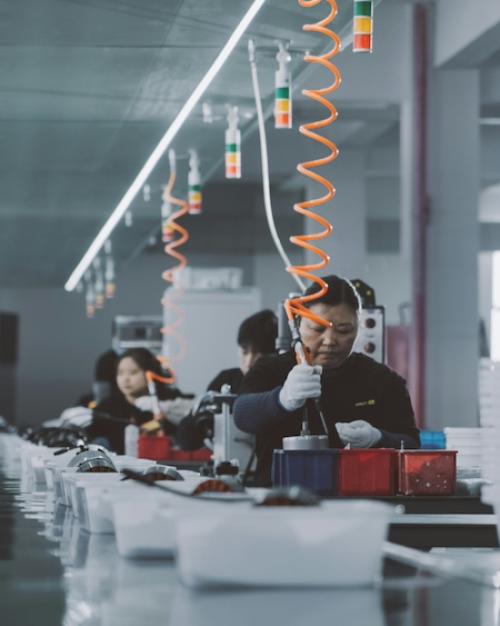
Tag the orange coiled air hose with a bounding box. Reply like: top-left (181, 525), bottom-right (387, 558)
top-left (285, 0), bottom-right (341, 335)
top-left (160, 150), bottom-right (189, 372)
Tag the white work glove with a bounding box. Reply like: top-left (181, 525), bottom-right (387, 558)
top-left (59, 406), bottom-right (93, 428)
top-left (160, 398), bottom-right (195, 425)
top-left (278, 363), bottom-right (322, 412)
top-left (134, 396), bottom-right (194, 425)
top-left (336, 420), bottom-right (382, 448)
top-left (134, 395), bottom-right (159, 413)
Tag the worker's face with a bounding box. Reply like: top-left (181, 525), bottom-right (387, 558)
top-left (238, 346), bottom-right (262, 375)
top-left (116, 357), bottom-right (148, 399)
top-left (299, 302), bottom-right (358, 369)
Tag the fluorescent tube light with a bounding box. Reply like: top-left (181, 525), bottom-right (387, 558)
top-left (65, 0), bottom-right (267, 292)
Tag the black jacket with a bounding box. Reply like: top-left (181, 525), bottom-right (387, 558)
top-left (87, 394), bottom-right (175, 454)
top-left (176, 368), bottom-right (244, 450)
top-left (234, 351), bottom-right (420, 485)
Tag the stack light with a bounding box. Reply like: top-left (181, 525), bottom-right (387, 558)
top-left (104, 239), bottom-right (116, 298)
top-left (188, 150), bottom-right (202, 214)
top-left (105, 256), bottom-right (116, 299)
top-left (274, 43), bottom-right (292, 129)
top-left (86, 282), bottom-right (96, 319)
top-left (353, 0), bottom-right (373, 53)
top-left (93, 258), bottom-right (105, 308)
top-left (225, 106), bottom-right (241, 179)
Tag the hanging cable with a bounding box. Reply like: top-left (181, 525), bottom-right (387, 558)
top-left (285, 0), bottom-right (341, 336)
top-left (248, 39), bottom-right (306, 293)
top-left (160, 149), bottom-right (189, 371)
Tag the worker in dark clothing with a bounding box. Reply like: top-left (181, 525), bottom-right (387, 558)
top-left (87, 348), bottom-right (180, 453)
top-left (234, 275), bottom-right (420, 485)
top-left (77, 349), bottom-right (119, 408)
top-left (176, 309), bottom-right (278, 450)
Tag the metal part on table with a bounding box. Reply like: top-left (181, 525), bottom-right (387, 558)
top-left (282, 435), bottom-right (329, 451)
top-left (68, 447), bottom-right (116, 473)
top-left (206, 385), bottom-right (254, 473)
top-left (143, 465), bottom-right (184, 481)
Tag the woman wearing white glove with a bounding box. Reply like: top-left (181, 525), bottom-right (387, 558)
top-left (87, 348), bottom-right (183, 453)
top-left (134, 396), bottom-right (194, 425)
top-left (336, 420), bottom-right (382, 448)
top-left (278, 363), bottom-right (323, 411)
top-left (234, 274), bottom-right (420, 486)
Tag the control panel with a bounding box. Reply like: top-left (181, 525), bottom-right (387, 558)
top-left (353, 306), bottom-right (385, 363)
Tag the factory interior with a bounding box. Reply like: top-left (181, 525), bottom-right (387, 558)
top-left (2, 0), bottom-right (500, 623)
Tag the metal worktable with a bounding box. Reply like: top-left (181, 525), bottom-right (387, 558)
top-left (2, 449), bottom-right (500, 625)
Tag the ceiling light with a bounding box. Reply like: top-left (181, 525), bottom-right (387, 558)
top-left (65, 0), bottom-right (267, 292)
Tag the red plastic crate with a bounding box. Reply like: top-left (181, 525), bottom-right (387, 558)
top-left (338, 449), bottom-right (397, 496)
top-left (138, 435), bottom-right (172, 461)
top-left (167, 448), bottom-right (212, 462)
top-left (138, 436), bottom-right (212, 463)
top-left (398, 450), bottom-right (457, 495)
top-left (190, 448), bottom-right (212, 462)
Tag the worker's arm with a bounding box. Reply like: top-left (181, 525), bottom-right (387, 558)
top-left (234, 355), bottom-right (314, 434)
top-left (234, 388), bottom-right (292, 434)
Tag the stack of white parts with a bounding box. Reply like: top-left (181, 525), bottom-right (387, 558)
top-left (444, 427), bottom-right (482, 471)
top-left (479, 360), bottom-right (500, 527)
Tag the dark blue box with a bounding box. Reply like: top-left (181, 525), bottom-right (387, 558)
top-left (272, 449), bottom-right (340, 497)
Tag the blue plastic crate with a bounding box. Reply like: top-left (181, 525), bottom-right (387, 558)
top-left (272, 449), bottom-right (340, 497)
top-left (419, 430), bottom-right (446, 450)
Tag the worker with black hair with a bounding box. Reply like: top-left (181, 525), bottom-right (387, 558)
top-left (233, 275), bottom-right (420, 486)
top-left (87, 347), bottom-right (182, 453)
top-left (77, 349), bottom-right (119, 408)
top-left (176, 309), bottom-right (278, 450)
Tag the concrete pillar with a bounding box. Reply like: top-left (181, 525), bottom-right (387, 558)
top-left (426, 69), bottom-right (480, 428)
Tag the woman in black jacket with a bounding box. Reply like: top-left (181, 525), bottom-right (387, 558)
top-left (86, 348), bottom-right (180, 454)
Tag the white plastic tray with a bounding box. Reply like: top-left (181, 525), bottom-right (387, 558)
top-left (176, 500), bottom-right (393, 588)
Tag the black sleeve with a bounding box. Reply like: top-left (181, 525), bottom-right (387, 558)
top-left (233, 388), bottom-right (293, 435)
top-left (91, 397), bottom-right (153, 426)
top-left (132, 407), bottom-right (154, 426)
top-left (176, 413), bottom-right (212, 450)
top-left (234, 355), bottom-right (297, 435)
top-left (207, 368), bottom-right (244, 394)
top-left (207, 370), bottom-right (230, 392)
top-left (374, 372), bottom-right (420, 449)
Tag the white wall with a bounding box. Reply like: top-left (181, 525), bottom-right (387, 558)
top-left (435, 0), bottom-right (500, 67)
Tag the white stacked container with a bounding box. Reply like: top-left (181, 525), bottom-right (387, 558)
top-left (479, 360), bottom-right (500, 514)
top-left (444, 427), bottom-right (482, 471)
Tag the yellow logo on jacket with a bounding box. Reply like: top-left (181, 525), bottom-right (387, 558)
top-left (355, 399), bottom-right (376, 407)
